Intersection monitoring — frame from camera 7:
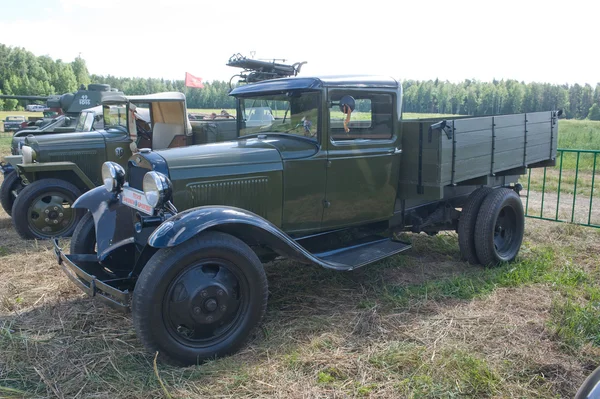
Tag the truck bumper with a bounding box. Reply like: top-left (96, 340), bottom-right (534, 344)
top-left (53, 239), bottom-right (131, 311)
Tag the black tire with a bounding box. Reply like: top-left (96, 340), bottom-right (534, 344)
top-left (457, 187), bottom-right (494, 264)
top-left (474, 188), bottom-right (525, 266)
top-left (70, 212), bottom-right (96, 254)
top-left (12, 178), bottom-right (83, 240)
top-left (132, 231), bottom-right (268, 366)
top-left (0, 171), bottom-right (24, 216)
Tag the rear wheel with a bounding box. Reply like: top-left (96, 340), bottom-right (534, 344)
top-left (132, 231), bottom-right (268, 366)
top-left (0, 171), bottom-right (24, 216)
top-left (457, 187), bottom-right (493, 264)
top-left (474, 188), bottom-right (525, 266)
top-left (12, 178), bottom-right (83, 240)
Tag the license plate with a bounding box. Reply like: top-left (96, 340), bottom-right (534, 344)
top-left (121, 187), bottom-right (153, 215)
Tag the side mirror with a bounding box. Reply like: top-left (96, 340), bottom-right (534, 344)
top-left (64, 117), bottom-right (72, 126)
top-left (339, 95), bottom-right (356, 114)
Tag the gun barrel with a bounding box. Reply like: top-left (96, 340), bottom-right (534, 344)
top-left (0, 95), bottom-right (50, 101)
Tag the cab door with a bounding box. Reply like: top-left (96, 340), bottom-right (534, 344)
top-left (321, 89), bottom-right (401, 230)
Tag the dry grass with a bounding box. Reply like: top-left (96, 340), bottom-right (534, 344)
top-left (1, 170), bottom-right (599, 398)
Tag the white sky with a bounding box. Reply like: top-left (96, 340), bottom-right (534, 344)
top-left (1, 0), bottom-right (598, 85)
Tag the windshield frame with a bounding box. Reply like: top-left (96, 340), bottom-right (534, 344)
top-left (102, 103), bottom-right (130, 133)
top-left (236, 90), bottom-right (321, 142)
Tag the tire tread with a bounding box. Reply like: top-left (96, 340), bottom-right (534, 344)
top-left (458, 187), bottom-right (494, 264)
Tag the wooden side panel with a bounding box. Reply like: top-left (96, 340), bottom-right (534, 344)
top-left (397, 112), bottom-right (557, 200)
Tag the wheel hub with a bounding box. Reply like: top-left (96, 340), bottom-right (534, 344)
top-left (44, 205), bottom-right (65, 225)
top-left (189, 284), bottom-right (231, 324)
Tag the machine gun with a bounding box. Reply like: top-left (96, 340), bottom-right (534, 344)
top-left (227, 53), bottom-right (307, 89)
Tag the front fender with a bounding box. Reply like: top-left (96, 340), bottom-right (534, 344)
top-left (74, 187), bottom-right (135, 259)
top-left (16, 162), bottom-right (95, 189)
top-left (148, 206), bottom-right (349, 271)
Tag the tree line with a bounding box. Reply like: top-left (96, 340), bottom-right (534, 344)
top-left (1, 44), bottom-right (599, 120)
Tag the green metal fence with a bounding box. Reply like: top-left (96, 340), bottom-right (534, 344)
top-left (524, 148), bottom-right (599, 228)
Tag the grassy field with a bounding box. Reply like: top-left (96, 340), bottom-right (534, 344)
top-left (0, 179), bottom-right (598, 397)
top-left (0, 111), bottom-right (43, 133)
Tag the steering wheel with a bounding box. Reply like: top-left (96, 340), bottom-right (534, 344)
top-left (136, 119), bottom-right (152, 141)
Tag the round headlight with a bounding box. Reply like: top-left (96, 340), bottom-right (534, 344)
top-left (21, 146), bottom-right (36, 164)
top-left (143, 171), bottom-right (172, 208)
top-left (101, 162), bottom-right (125, 192)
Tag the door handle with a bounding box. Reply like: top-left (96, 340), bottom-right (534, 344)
top-left (388, 148), bottom-right (402, 154)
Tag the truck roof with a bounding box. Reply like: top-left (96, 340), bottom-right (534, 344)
top-left (101, 92), bottom-right (187, 105)
top-left (230, 75), bottom-right (400, 96)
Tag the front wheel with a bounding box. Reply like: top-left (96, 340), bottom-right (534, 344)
top-left (70, 212), bottom-right (96, 255)
top-left (474, 188), bottom-right (525, 266)
top-left (0, 171), bottom-right (25, 216)
top-left (11, 178), bottom-right (83, 240)
top-left (132, 231), bottom-right (268, 366)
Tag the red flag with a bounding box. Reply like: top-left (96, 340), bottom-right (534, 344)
top-left (185, 72), bottom-right (204, 88)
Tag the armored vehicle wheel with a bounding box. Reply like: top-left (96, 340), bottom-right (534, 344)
top-left (12, 179), bottom-right (83, 240)
top-left (1, 171), bottom-right (24, 216)
top-left (474, 188), bottom-right (524, 266)
top-left (132, 231), bottom-right (268, 366)
top-left (457, 187), bottom-right (493, 264)
top-left (70, 212), bottom-right (96, 255)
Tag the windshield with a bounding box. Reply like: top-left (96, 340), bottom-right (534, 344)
top-left (7, 116), bottom-right (25, 122)
top-left (76, 112), bottom-right (96, 132)
top-left (239, 91), bottom-right (320, 141)
top-left (103, 104), bottom-right (128, 131)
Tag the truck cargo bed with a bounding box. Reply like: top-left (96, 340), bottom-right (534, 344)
top-left (398, 111), bottom-right (559, 200)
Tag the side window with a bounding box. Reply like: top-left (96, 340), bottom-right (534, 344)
top-left (103, 105), bottom-right (128, 131)
top-left (329, 92), bottom-right (394, 141)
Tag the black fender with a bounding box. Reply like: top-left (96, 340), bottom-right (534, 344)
top-left (148, 206), bottom-right (349, 271)
top-left (73, 186), bottom-right (135, 259)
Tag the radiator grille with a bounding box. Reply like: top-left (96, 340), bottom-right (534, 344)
top-left (188, 177), bottom-right (269, 217)
top-left (128, 164), bottom-right (149, 190)
top-left (49, 151), bottom-right (98, 180)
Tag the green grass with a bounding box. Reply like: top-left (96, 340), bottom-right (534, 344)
top-left (0, 137), bottom-right (11, 158)
top-left (558, 119), bottom-right (600, 151)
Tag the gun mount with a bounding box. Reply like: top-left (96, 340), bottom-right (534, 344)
top-left (227, 53), bottom-right (307, 88)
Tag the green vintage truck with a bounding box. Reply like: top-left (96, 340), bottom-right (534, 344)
top-left (54, 75), bottom-right (559, 366)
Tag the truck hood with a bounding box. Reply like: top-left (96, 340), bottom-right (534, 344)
top-left (24, 131), bottom-right (106, 163)
top-left (25, 131), bottom-right (105, 150)
top-left (156, 138), bottom-right (283, 180)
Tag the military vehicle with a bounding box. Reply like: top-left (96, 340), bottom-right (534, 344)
top-left (0, 107), bottom-right (106, 217)
top-left (5, 93), bottom-right (180, 239)
top-left (53, 74), bottom-right (559, 366)
top-left (0, 84), bottom-right (124, 155)
top-left (0, 84), bottom-right (125, 206)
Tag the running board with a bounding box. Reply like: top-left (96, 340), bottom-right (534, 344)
top-left (312, 237), bottom-right (411, 270)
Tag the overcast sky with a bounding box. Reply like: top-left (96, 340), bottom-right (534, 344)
top-left (1, 0), bottom-right (598, 86)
